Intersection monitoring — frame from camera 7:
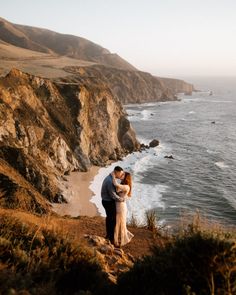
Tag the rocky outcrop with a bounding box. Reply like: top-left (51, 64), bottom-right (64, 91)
top-left (0, 69), bottom-right (139, 209)
top-left (63, 65), bottom-right (176, 104)
top-left (84, 235), bottom-right (134, 283)
top-left (149, 139), bottom-right (159, 148)
top-left (159, 77), bottom-right (195, 95)
top-left (0, 158), bottom-right (50, 213)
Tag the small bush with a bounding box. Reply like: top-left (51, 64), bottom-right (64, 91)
top-left (117, 228), bottom-right (236, 295)
top-left (0, 215), bottom-right (111, 295)
top-left (145, 210), bottom-right (159, 232)
top-left (128, 214), bottom-right (140, 228)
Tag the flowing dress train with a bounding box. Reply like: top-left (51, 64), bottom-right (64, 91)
top-left (114, 200), bottom-right (134, 246)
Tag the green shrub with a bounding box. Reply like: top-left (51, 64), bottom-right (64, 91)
top-left (117, 230), bottom-right (236, 295)
top-left (0, 215), bottom-right (111, 295)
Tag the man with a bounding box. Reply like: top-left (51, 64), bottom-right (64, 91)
top-left (101, 166), bottom-right (124, 244)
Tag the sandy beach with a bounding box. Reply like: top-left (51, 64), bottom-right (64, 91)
top-left (53, 166), bottom-right (100, 217)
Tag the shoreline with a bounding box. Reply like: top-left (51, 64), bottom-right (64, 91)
top-left (52, 166), bottom-right (100, 217)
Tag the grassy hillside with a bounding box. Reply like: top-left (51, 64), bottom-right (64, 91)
top-left (0, 17), bottom-right (136, 71)
top-left (0, 208), bottom-right (235, 294)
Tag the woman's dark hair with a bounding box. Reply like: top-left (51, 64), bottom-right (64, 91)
top-left (121, 172), bottom-right (132, 197)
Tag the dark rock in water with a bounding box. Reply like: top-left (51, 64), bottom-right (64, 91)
top-left (140, 143), bottom-right (149, 150)
top-left (211, 121), bottom-right (216, 124)
top-left (164, 155), bottom-right (174, 159)
top-left (149, 139), bottom-right (160, 148)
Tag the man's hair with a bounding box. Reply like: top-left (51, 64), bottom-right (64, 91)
top-left (114, 166), bottom-right (123, 172)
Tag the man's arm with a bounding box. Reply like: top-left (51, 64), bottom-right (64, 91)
top-left (107, 180), bottom-right (124, 202)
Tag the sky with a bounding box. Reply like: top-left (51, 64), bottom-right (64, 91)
top-left (1, 0), bottom-right (236, 77)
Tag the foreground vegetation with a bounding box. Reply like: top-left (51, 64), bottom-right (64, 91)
top-left (0, 210), bottom-right (235, 295)
top-left (0, 214), bottom-right (110, 295)
top-left (117, 227), bottom-right (236, 294)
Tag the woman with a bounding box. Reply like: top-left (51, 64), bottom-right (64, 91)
top-left (112, 171), bottom-right (134, 247)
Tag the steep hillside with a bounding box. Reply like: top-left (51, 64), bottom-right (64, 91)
top-left (0, 17), bottom-right (195, 101)
top-left (160, 77), bottom-right (195, 95)
top-left (63, 65), bottom-right (176, 104)
top-left (0, 69), bottom-right (140, 211)
top-left (0, 17), bottom-right (136, 70)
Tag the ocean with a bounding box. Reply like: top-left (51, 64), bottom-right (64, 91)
top-left (90, 77), bottom-right (236, 227)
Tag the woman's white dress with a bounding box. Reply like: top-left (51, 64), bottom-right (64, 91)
top-left (114, 184), bottom-right (134, 246)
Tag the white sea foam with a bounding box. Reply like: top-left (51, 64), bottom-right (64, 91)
top-left (222, 194), bottom-right (236, 210)
top-left (141, 109), bottom-right (153, 120)
top-left (125, 102), bottom-right (158, 108)
top-left (136, 136), bottom-right (150, 145)
top-left (206, 149), bottom-right (219, 155)
top-left (126, 183), bottom-right (167, 223)
top-left (208, 100), bottom-right (233, 103)
top-left (188, 111), bottom-right (195, 114)
top-left (215, 161), bottom-right (229, 169)
top-left (126, 109), bottom-right (141, 122)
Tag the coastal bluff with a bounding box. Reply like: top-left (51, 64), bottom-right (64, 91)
top-left (63, 65), bottom-right (176, 104)
top-left (160, 77), bottom-right (195, 95)
top-left (0, 16), bottom-right (194, 104)
top-left (0, 68), bottom-right (140, 212)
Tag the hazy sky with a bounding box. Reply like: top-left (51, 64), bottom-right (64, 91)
top-left (1, 0), bottom-right (236, 77)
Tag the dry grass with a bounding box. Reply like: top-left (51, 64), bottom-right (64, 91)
top-left (117, 213), bottom-right (236, 295)
top-left (0, 207), bottom-right (235, 294)
top-left (178, 210), bottom-right (236, 239)
top-left (0, 210), bottom-right (111, 294)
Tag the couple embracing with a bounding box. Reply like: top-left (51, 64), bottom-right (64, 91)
top-left (101, 166), bottom-right (134, 247)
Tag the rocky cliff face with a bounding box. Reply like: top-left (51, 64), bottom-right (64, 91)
top-left (63, 65), bottom-right (176, 104)
top-left (0, 69), bottom-right (140, 211)
top-left (160, 77), bottom-right (195, 95)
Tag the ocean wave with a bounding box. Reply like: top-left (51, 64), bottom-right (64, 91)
top-left (125, 102), bottom-right (158, 108)
top-left (208, 100), bottom-right (233, 103)
top-left (126, 109), bottom-right (141, 122)
top-left (126, 183), bottom-right (168, 223)
top-left (215, 161), bottom-right (229, 169)
top-left (222, 194), bottom-right (236, 210)
top-left (136, 136), bottom-right (150, 145)
top-left (141, 109), bottom-right (154, 120)
top-left (206, 149), bottom-right (219, 155)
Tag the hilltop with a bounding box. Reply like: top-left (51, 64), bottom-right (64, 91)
top-left (0, 16), bottom-right (194, 100)
top-left (0, 16), bottom-right (136, 71)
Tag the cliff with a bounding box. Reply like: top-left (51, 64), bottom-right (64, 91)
top-left (63, 65), bottom-right (176, 104)
top-left (0, 16), bottom-right (195, 101)
top-left (0, 68), bottom-right (139, 212)
top-left (160, 77), bottom-right (195, 95)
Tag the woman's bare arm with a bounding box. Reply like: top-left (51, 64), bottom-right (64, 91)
top-left (112, 173), bottom-right (130, 194)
